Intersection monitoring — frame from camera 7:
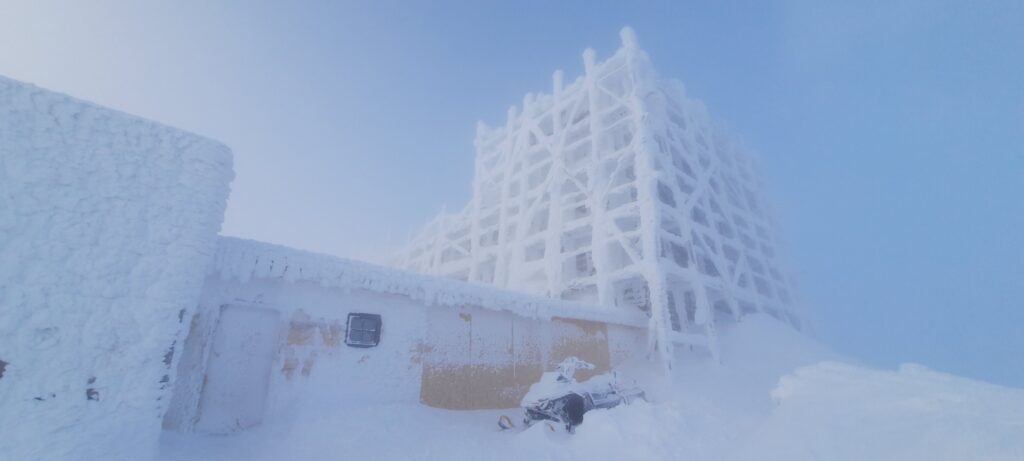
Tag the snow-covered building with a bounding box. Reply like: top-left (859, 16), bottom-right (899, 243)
top-left (396, 28), bottom-right (802, 362)
top-left (0, 27), bottom-right (804, 460)
top-left (164, 237), bottom-right (649, 434)
top-left (0, 71), bottom-right (651, 457)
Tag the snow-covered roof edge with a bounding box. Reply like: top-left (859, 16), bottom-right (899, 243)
top-left (0, 75), bottom-right (233, 158)
top-left (212, 236), bottom-right (650, 328)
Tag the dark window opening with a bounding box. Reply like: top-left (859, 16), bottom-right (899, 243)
top-left (666, 292), bottom-right (683, 331)
top-left (345, 313), bottom-right (382, 348)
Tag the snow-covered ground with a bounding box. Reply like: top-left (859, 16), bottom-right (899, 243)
top-left (159, 315), bottom-right (1024, 460)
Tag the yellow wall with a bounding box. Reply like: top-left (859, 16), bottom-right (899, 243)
top-left (419, 305), bottom-right (633, 410)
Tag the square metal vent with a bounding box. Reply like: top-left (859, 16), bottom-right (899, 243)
top-left (345, 313), bottom-right (382, 348)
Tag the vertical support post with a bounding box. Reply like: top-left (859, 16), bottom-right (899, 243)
top-left (467, 124), bottom-right (487, 282)
top-left (544, 71), bottom-right (567, 299)
top-left (583, 48), bottom-right (611, 307)
top-left (429, 208), bottom-right (447, 276)
top-left (507, 103), bottom-right (533, 289)
top-left (493, 105), bottom-right (520, 288)
top-left (620, 27), bottom-right (675, 371)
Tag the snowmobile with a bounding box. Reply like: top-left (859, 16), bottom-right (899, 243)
top-left (499, 357), bottom-right (646, 433)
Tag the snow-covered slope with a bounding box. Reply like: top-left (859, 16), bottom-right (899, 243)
top-left (159, 314), bottom-right (1024, 460)
top-left (743, 362), bottom-right (1024, 460)
top-left (0, 76), bottom-right (233, 461)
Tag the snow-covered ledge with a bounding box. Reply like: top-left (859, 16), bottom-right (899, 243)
top-left (212, 236), bottom-right (650, 330)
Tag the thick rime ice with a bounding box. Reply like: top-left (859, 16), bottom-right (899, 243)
top-left (395, 28), bottom-right (802, 367)
top-left (213, 236), bottom-right (647, 329)
top-left (0, 76), bottom-right (233, 461)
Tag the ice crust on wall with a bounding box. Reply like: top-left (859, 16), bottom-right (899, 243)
top-left (0, 76), bottom-right (233, 461)
top-left (213, 236), bottom-right (647, 329)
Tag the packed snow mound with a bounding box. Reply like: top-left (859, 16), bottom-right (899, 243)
top-left (718, 313), bottom-right (834, 376)
top-left (740, 361), bottom-right (1024, 461)
top-left (662, 313), bottom-right (836, 413)
top-left (0, 76), bottom-right (233, 461)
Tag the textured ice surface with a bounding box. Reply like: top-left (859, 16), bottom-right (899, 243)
top-left (0, 76), bottom-right (233, 461)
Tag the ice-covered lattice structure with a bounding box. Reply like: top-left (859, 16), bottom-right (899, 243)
top-left (396, 29), bottom-right (802, 363)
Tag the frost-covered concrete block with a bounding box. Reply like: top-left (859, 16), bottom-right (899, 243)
top-left (0, 76), bottom-right (233, 461)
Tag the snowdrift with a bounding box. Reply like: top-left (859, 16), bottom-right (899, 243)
top-left (743, 361), bottom-right (1024, 460)
top-left (159, 314), bottom-right (1024, 460)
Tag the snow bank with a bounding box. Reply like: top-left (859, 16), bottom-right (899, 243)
top-left (159, 312), bottom-right (1024, 460)
top-left (0, 76), bottom-right (233, 460)
top-left (742, 361), bottom-right (1024, 461)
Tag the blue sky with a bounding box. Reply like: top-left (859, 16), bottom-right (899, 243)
top-left (2, 1), bottom-right (1021, 387)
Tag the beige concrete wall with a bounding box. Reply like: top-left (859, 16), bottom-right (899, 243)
top-left (419, 307), bottom-right (619, 410)
top-left (419, 307), bottom-right (531, 409)
top-left (548, 317), bottom-right (611, 383)
top-left (607, 323), bottom-right (648, 369)
top-left (171, 277), bottom-right (649, 421)
top-left (167, 280), bottom-right (430, 433)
